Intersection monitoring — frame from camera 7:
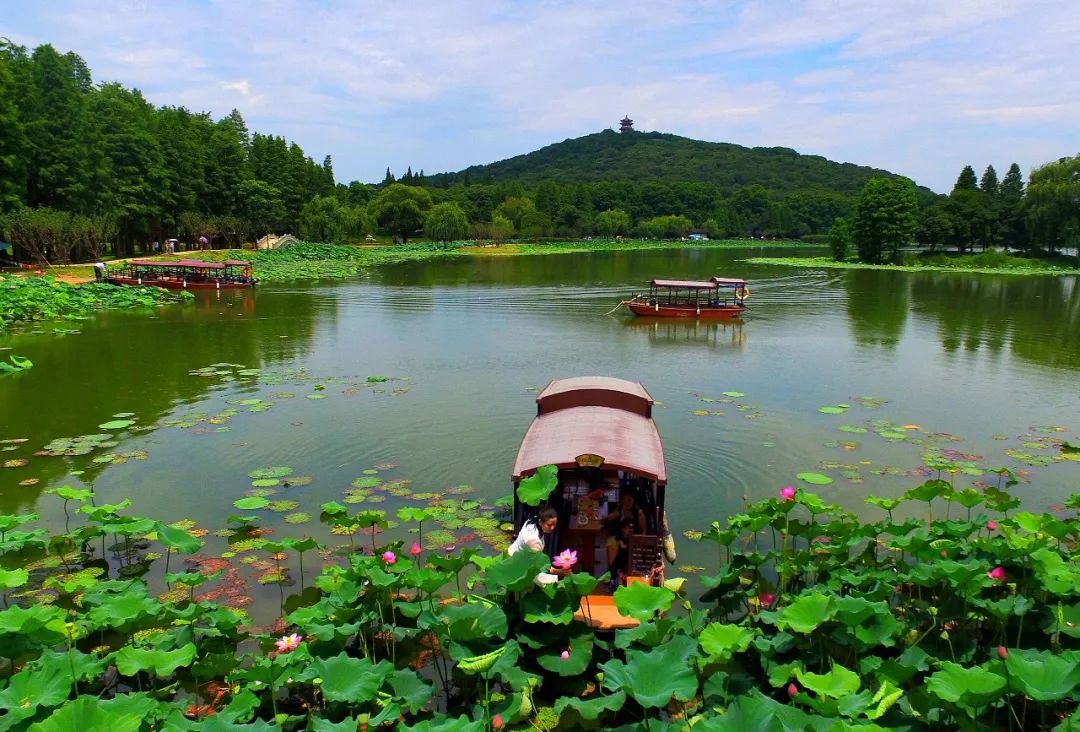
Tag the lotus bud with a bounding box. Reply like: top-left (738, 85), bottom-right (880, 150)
top-left (997, 646), bottom-right (1008, 659)
top-left (787, 682), bottom-right (798, 697)
top-left (939, 630), bottom-right (949, 640)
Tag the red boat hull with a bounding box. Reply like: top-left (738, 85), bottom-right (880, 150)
top-left (107, 276), bottom-right (254, 290)
top-left (626, 300), bottom-right (744, 319)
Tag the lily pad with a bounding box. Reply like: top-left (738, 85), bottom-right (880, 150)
top-left (98, 419), bottom-right (135, 430)
top-left (248, 466), bottom-right (293, 480)
top-left (233, 496), bottom-right (270, 510)
top-left (796, 472), bottom-right (834, 485)
top-left (283, 513), bottom-right (311, 524)
top-left (722, 391), bottom-right (745, 398)
top-left (818, 406), bottom-right (847, 415)
top-left (250, 478), bottom-right (280, 488)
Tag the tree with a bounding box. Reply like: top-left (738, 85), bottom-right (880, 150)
top-left (595, 209), bottom-right (631, 236)
top-left (827, 217), bottom-right (853, 261)
top-left (1026, 155), bottom-right (1080, 254)
top-left (999, 163), bottom-right (1026, 250)
top-left (424, 202), bottom-right (469, 243)
top-left (0, 43), bottom-right (28, 212)
top-left (852, 177), bottom-right (918, 264)
top-left (299, 195), bottom-right (350, 242)
top-left (237, 179), bottom-right (285, 239)
top-left (493, 196), bottom-right (536, 232)
top-left (370, 184), bottom-right (432, 243)
top-left (954, 165), bottom-right (979, 192)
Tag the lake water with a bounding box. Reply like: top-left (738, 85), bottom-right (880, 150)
top-left (3, 246), bottom-right (1079, 611)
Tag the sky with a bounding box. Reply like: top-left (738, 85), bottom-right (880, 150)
top-left (5, 0), bottom-right (1079, 193)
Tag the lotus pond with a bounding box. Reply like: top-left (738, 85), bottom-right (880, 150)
top-left (1, 246), bottom-right (1079, 729)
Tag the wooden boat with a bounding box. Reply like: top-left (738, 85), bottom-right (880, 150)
top-left (624, 277), bottom-right (748, 318)
top-left (104, 259), bottom-right (256, 290)
top-left (511, 376), bottom-right (674, 630)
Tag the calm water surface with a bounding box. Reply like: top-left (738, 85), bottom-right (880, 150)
top-left (2, 247), bottom-right (1079, 609)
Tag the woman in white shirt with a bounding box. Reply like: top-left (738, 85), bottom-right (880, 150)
top-left (508, 506), bottom-right (563, 586)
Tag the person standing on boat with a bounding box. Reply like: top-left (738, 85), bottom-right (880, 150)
top-left (508, 506), bottom-right (564, 585)
top-left (605, 518), bottom-right (635, 588)
top-left (604, 492), bottom-right (647, 535)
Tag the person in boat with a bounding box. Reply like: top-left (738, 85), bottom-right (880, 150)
top-left (508, 505), bottom-right (566, 586)
top-left (605, 518), bottom-right (635, 588)
top-left (604, 491), bottom-right (648, 535)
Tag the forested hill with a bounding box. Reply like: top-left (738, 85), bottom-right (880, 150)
top-left (424, 129), bottom-right (901, 195)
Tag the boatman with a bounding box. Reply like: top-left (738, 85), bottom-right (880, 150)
top-left (92, 262), bottom-right (107, 282)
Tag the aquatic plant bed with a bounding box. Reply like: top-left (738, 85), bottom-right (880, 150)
top-left (0, 275), bottom-right (193, 330)
top-left (747, 254), bottom-right (1080, 276)
top-left (1, 471), bottom-right (1078, 730)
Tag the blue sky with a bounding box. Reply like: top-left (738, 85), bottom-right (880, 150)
top-left (5, 0), bottom-right (1078, 192)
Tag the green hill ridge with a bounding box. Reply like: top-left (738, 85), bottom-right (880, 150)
top-left (424, 128), bottom-right (903, 195)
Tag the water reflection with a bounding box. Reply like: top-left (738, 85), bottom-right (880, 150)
top-left (910, 273), bottom-right (1080, 369)
top-left (845, 269), bottom-right (910, 349)
top-left (622, 317), bottom-right (747, 351)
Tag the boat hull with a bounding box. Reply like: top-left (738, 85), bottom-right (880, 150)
top-left (626, 300), bottom-right (744, 319)
top-left (107, 276), bottom-right (254, 290)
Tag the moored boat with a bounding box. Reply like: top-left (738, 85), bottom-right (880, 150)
top-left (511, 376), bottom-right (675, 630)
top-left (624, 277), bottom-right (748, 318)
top-left (104, 259), bottom-right (256, 290)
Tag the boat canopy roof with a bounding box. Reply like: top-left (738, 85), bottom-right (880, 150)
top-left (128, 259), bottom-right (249, 270)
top-left (512, 405), bottom-right (667, 485)
top-left (536, 376), bottom-right (653, 417)
top-left (711, 277), bottom-right (747, 286)
top-left (651, 279), bottom-right (718, 289)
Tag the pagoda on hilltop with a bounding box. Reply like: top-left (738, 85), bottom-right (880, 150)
top-left (619, 115), bottom-right (634, 134)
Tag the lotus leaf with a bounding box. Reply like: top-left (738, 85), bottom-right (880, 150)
top-left (517, 464), bottom-right (558, 507)
top-left (308, 653), bottom-right (394, 702)
top-left (600, 634), bottom-right (698, 708)
top-left (818, 406), bottom-right (847, 414)
top-left (796, 472), bottom-right (833, 486)
top-left (554, 690), bottom-right (625, 722)
top-left (699, 623), bottom-right (756, 662)
top-left (155, 522), bottom-right (203, 554)
top-left (440, 602), bottom-right (508, 642)
top-left (284, 512), bottom-right (311, 524)
top-left (926, 661), bottom-right (1006, 707)
top-left (521, 585), bottom-right (575, 625)
top-left (776, 592), bottom-right (835, 634)
top-left (352, 477), bottom-right (382, 489)
top-left (613, 581), bottom-right (676, 620)
top-left (794, 663), bottom-right (860, 699)
top-left (398, 716), bottom-right (485, 732)
top-left (114, 642), bottom-right (197, 676)
top-left (1004, 648), bottom-right (1080, 701)
top-left (250, 478), bottom-right (279, 488)
top-left (483, 548), bottom-right (551, 593)
top-left (97, 419), bottom-right (135, 430)
top-left (268, 500), bottom-right (299, 512)
top-left (25, 696), bottom-right (145, 732)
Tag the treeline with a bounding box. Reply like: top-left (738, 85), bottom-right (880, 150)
top-left (2, 41), bottom-right (1076, 264)
top-left (830, 156), bottom-right (1080, 264)
top-left (0, 42), bottom-right (336, 261)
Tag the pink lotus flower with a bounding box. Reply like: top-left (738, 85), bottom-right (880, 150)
top-left (492, 714), bottom-right (504, 730)
top-left (560, 650), bottom-right (570, 660)
top-left (987, 520), bottom-right (997, 531)
top-left (552, 549), bottom-right (578, 571)
top-left (787, 682), bottom-right (798, 697)
top-left (382, 550), bottom-right (397, 565)
top-left (779, 486), bottom-right (796, 501)
top-left (987, 566), bottom-right (1006, 582)
top-left (758, 592), bottom-right (776, 607)
top-left (275, 633), bottom-right (302, 653)
top-left (409, 542), bottom-right (422, 557)
top-left (997, 646), bottom-right (1008, 659)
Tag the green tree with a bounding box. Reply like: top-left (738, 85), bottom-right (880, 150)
top-left (999, 163), bottom-right (1026, 250)
top-left (1026, 155), bottom-right (1080, 254)
top-left (595, 209), bottom-right (631, 236)
top-left (640, 214), bottom-right (692, 239)
top-left (237, 179), bottom-right (285, 239)
top-left (827, 217), bottom-right (853, 261)
top-left (954, 165), bottom-right (979, 192)
top-left (852, 177), bottom-right (918, 264)
top-left (493, 196), bottom-right (536, 232)
top-left (0, 43), bottom-right (28, 212)
top-left (370, 184), bottom-right (433, 243)
top-left (424, 202), bottom-right (469, 243)
top-left (299, 195), bottom-right (350, 242)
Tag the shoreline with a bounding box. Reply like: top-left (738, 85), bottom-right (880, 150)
top-left (746, 255), bottom-right (1080, 277)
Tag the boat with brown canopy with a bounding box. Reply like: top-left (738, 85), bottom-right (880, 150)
top-left (104, 259), bottom-right (256, 290)
top-left (623, 277), bottom-right (748, 318)
top-left (511, 376), bottom-right (674, 630)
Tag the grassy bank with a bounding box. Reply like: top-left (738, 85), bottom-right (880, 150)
top-left (0, 275), bottom-right (192, 330)
top-left (749, 250), bottom-right (1080, 276)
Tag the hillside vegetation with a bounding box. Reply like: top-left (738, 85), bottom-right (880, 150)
top-left (424, 129), bottom-right (901, 195)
